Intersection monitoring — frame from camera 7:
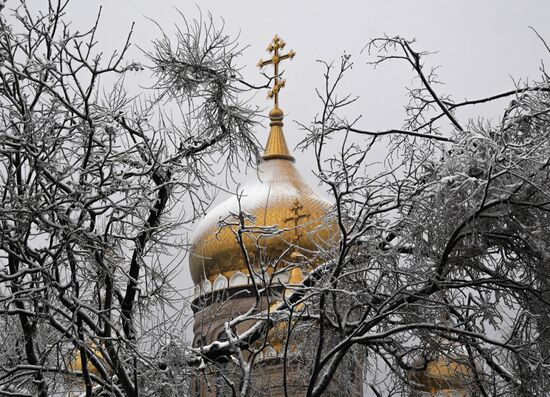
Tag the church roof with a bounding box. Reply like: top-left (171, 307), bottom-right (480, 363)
top-left (188, 36), bottom-right (337, 289)
top-left (188, 108), bottom-right (336, 286)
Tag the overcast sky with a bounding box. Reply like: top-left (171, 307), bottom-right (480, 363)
top-left (54, 1), bottom-right (550, 189)
top-left (19, 0), bottom-right (550, 306)
top-left (57, 0), bottom-right (550, 145)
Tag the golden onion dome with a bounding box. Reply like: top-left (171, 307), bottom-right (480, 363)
top-left (409, 355), bottom-right (473, 395)
top-left (189, 108), bottom-right (337, 285)
top-left (66, 344), bottom-right (109, 378)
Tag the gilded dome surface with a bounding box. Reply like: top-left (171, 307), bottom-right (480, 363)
top-left (67, 345), bottom-right (109, 378)
top-left (410, 355), bottom-right (473, 395)
top-left (189, 110), bottom-right (337, 285)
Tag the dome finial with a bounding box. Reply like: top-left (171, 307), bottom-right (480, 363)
top-left (257, 34), bottom-right (296, 110)
top-left (258, 35), bottom-right (296, 161)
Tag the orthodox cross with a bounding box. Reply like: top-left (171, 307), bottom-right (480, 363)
top-left (284, 199), bottom-right (310, 243)
top-left (257, 35), bottom-right (296, 108)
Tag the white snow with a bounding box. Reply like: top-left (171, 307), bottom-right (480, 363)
top-left (190, 158), bottom-right (331, 243)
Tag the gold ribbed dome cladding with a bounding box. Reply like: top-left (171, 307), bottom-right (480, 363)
top-left (189, 158), bottom-right (335, 284)
top-left (409, 356), bottom-right (472, 395)
top-left (188, 35), bottom-right (337, 285)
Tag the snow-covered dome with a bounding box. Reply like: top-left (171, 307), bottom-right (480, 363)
top-left (189, 107), bottom-right (337, 286)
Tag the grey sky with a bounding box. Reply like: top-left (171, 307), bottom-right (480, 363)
top-left (57, 0), bottom-right (550, 170)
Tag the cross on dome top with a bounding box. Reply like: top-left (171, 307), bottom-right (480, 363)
top-left (257, 35), bottom-right (296, 161)
top-left (257, 35), bottom-right (296, 109)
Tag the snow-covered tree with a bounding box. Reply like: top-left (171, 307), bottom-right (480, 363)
top-left (294, 36), bottom-right (550, 396)
top-left (1, 1), bottom-right (550, 396)
top-left (0, 1), bottom-right (258, 396)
